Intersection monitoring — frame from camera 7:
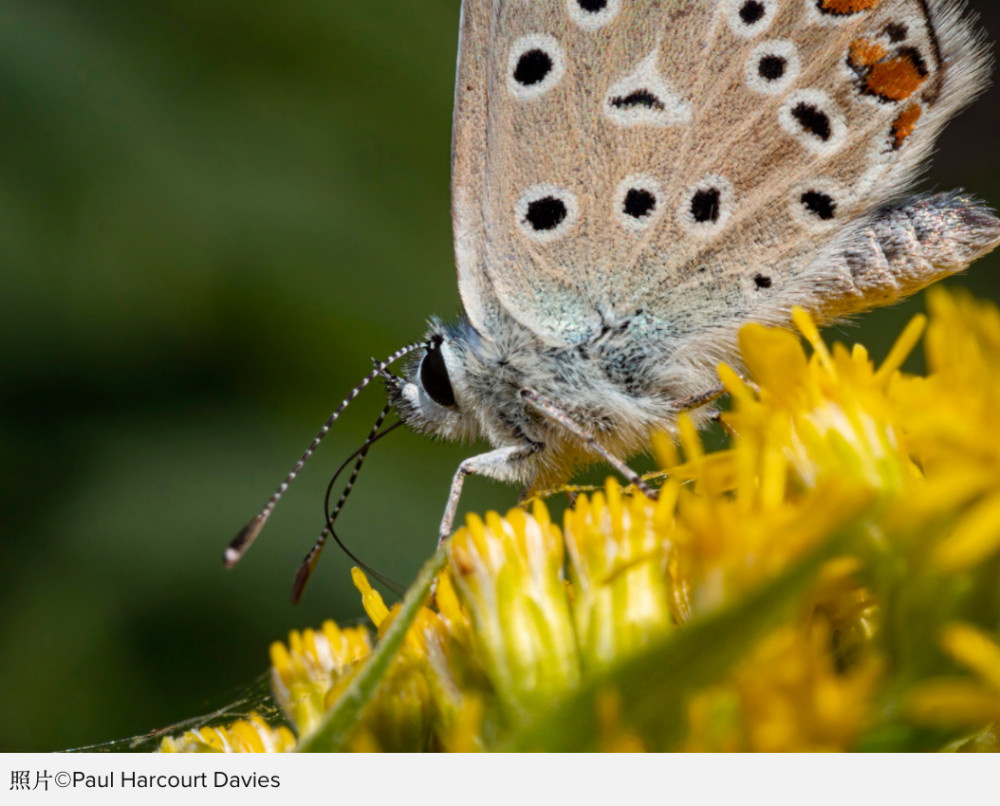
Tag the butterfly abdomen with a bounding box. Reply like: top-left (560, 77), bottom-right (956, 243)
top-left (815, 193), bottom-right (1000, 317)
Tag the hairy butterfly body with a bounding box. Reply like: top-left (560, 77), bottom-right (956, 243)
top-left (227, 0), bottom-right (1000, 597)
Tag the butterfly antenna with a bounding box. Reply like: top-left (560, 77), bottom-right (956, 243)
top-left (224, 342), bottom-right (423, 568)
top-left (292, 406), bottom-right (407, 603)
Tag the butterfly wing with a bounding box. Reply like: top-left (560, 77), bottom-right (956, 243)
top-left (451, 0), bottom-right (997, 349)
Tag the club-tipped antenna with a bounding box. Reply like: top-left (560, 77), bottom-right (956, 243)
top-left (291, 406), bottom-right (407, 603)
top-left (224, 341), bottom-right (423, 568)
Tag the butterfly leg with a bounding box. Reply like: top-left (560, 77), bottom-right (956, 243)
top-left (674, 384), bottom-right (726, 412)
top-left (516, 481), bottom-right (576, 506)
top-left (439, 443), bottom-right (541, 546)
top-left (710, 411), bottom-right (739, 439)
top-left (520, 388), bottom-right (659, 501)
top-left (674, 376), bottom-right (760, 413)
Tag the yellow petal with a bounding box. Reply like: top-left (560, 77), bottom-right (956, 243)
top-left (934, 492), bottom-right (1000, 572)
top-left (352, 567), bottom-right (390, 628)
top-left (874, 314), bottom-right (926, 385)
top-left (792, 307), bottom-right (833, 371)
top-left (739, 323), bottom-right (808, 395)
top-left (905, 680), bottom-right (1000, 727)
top-left (941, 623), bottom-right (1000, 691)
top-left (651, 431), bottom-right (680, 470)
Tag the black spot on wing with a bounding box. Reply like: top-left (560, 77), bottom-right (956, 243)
top-left (758, 55), bottom-right (787, 81)
top-left (740, 1), bottom-right (766, 24)
top-left (884, 22), bottom-right (908, 43)
top-left (525, 197), bottom-right (568, 231)
top-left (624, 189), bottom-right (656, 219)
top-left (802, 191), bottom-right (837, 221)
top-left (792, 103), bottom-right (832, 141)
top-left (609, 90), bottom-right (665, 110)
top-left (514, 50), bottom-right (553, 87)
top-left (691, 188), bottom-right (722, 224)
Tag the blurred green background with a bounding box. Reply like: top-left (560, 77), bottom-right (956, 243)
top-left (1, 0), bottom-right (998, 751)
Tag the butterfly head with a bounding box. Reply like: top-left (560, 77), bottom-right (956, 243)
top-left (388, 319), bottom-right (481, 444)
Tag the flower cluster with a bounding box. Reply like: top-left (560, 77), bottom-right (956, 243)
top-left (157, 288), bottom-right (1000, 752)
top-left (158, 715), bottom-right (295, 753)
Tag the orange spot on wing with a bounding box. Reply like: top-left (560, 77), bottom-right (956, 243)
top-left (890, 103), bottom-right (922, 150)
top-left (868, 51), bottom-right (928, 101)
top-left (849, 39), bottom-right (888, 69)
top-left (848, 40), bottom-right (929, 103)
top-left (819, 0), bottom-right (883, 14)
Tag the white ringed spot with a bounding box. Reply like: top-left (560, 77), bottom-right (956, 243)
top-left (679, 175), bottom-right (734, 237)
top-left (516, 184), bottom-right (579, 243)
top-left (746, 40), bottom-right (800, 95)
top-left (613, 175), bottom-right (664, 231)
top-left (728, 0), bottom-right (779, 38)
top-left (507, 35), bottom-right (566, 101)
top-left (779, 90), bottom-right (848, 155)
top-left (567, 0), bottom-right (621, 30)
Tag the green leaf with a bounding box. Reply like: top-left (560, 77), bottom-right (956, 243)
top-left (505, 528), bottom-right (858, 752)
top-left (296, 544), bottom-right (449, 753)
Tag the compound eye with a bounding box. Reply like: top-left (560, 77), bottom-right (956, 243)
top-left (420, 336), bottom-right (457, 407)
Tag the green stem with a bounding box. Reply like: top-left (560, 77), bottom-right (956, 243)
top-left (296, 543), bottom-right (449, 753)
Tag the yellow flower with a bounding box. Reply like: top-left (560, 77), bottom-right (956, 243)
top-left (136, 289), bottom-right (1000, 753)
top-left (343, 568), bottom-right (457, 751)
top-left (563, 479), bottom-right (675, 670)
top-left (726, 307), bottom-right (918, 496)
top-left (158, 714), bottom-right (295, 753)
top-left (449, 504), bottom-right (580, 718)
top-left (890, 289), bottom-right (1000, 571)
top-left (269, 619), bottom-right (371, 736)
top-left (657, 305), bottom-right (907, 613)
top-left (685, 618), bottom-right (882, 752)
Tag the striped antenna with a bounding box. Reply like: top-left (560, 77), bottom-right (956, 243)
top-left (224, 341), bottom-right (423, 568)
top-left (291, 407), bottom-right (404, 604)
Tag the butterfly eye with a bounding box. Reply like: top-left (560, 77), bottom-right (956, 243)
top-left (729, 0), bottom-right (777, 38)
top-left (420, 336), bottom-right (457, 408)
top-left (507, 35), bottom-right (565, 100)
top-left (614, 176), bottom-right (663, 231)
top-left (517, 184), bottom-right (579, 242)
top-left (746, 40), bottom-right (800, 95)
top-left (779, 90), bottom-right (848, 155)
top-left (567, 0), bottom-right (620, 29)
top-left (680, 176), bottom-right (733, 236)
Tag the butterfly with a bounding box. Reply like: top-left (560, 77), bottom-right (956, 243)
top-left (226, 0), bottom-right (999, 600)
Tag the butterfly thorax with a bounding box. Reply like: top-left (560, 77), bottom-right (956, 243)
top-left (390, 310), bottom-right (718, 487)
